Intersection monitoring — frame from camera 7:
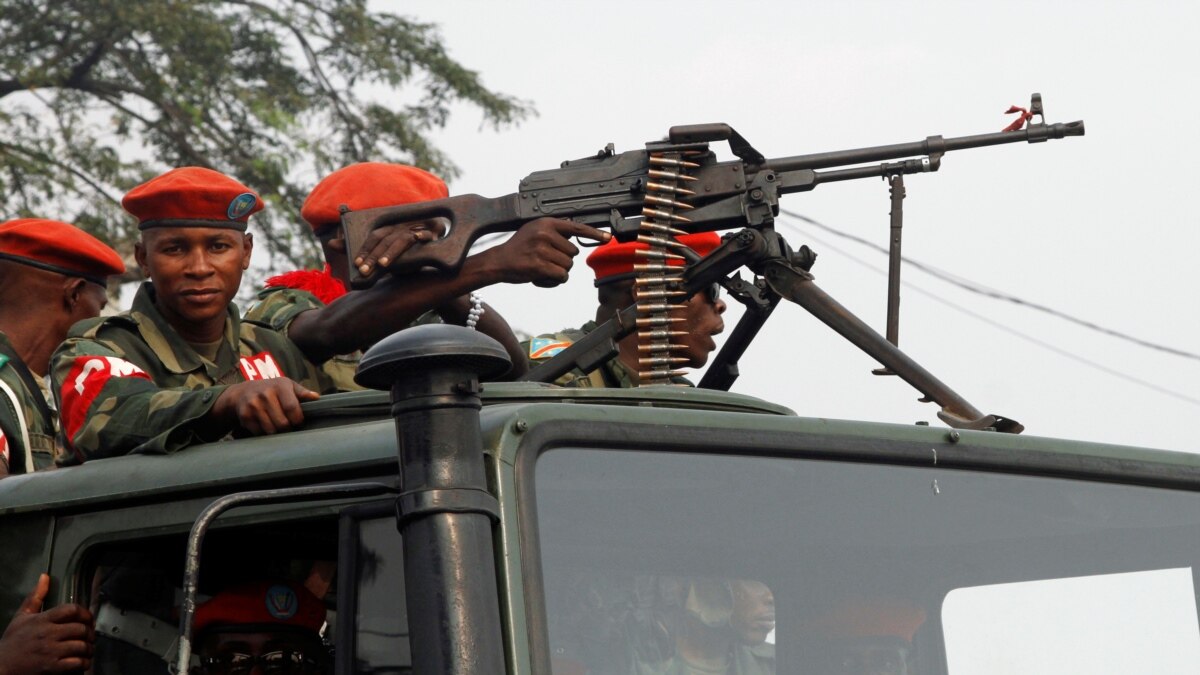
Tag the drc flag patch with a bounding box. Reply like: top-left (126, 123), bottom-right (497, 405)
top-left (227, 192), bottom-right (258, 220)
top-left (265, 584), bottom-right (298, 620)
top-left (529, 337), bottom-right (572, 360)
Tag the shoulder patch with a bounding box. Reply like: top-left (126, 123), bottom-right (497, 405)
top-left (529, 337), bottom-right (573, 360)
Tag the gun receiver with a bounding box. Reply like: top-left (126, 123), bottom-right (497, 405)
top-left (349, 93), bottom-right (1082, 433)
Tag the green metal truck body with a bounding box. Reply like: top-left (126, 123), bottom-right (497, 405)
top-left (3, 383), bottom-right (1200, 674)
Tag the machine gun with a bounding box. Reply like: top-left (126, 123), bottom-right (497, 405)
top-left (341, 93), bottom-right (1083, 433)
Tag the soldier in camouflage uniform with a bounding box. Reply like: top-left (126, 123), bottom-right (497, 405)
top-left (247, 162), bottom-right (611, 389)
top-left (0, 219), bottom-right (124, 476)
top-left (51, 168), bottom-right (336, 463)
top-left (647, 578), bottom-right (774, 675)
top-left (526, 232), bottom-right (726, 388)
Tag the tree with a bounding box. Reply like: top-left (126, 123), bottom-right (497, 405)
top-left (0, 0), bottom-right (532, 274)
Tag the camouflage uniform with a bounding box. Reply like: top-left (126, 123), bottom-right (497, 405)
top-left (245, 286), bottom-right (443, 392)
top-left (524, 321), bottom-right (690, 388)
top-left (245, 287), bottom-right (362, 392)
top-left (51, 283), bottom-right (330, 464)
top-left (645, 644), bottom-right (774, 675)
top-left (0, 332), bottom-right (58, 473)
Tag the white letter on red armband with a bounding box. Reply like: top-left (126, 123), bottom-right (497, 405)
top-left (238, 352), bottom-right (283, 381)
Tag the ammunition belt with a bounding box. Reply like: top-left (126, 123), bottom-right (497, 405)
top-left (635, 152), bottom-right (699, 384)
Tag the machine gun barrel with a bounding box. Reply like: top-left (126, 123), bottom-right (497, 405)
top-left (764, 120), bottom-right (1084, 173)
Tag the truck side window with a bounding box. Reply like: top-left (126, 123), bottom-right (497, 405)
top-left (337, 504), bottom-right (411, 674)
top-left (81, 516), bottom-right (339, 675)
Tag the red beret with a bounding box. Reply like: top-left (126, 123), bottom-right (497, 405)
top-left (194, 581), bottom-right (326, 638)
top-left (301, 162), bottom-right (448, 233)
top-left (0, 219), bottom-right (125, 285)
top-left (586, 231), bottom-right (721, 285)
top-left (806, 598), bottom-right (927, 643)
top-left (123, 167), bottom-right (263, 232)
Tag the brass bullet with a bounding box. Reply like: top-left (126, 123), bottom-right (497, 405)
top-left (634, 275), bottom-right (684, 286)
top-left (646, 181), bottom-right (697, 196)
top-left (638, 369), bottom-right (689, 381)
top-left (632, 264), bottom-right (675, 273)
top-left (639, 330), bottom-right (688, 340)
top-left (649, 156), bottom-right (700, 169)
top-left (637, 343), bottom-right (688, 352)
top-left (636, 303), bottom-right (687, 313)
top-left (636, 316), bottom-right (686, 327)
top-left (636, 234), bottom-right (691, 250)
top-left (648, 169), bottom-right (699, 182)
top-left (635, 249), bottom-right (685, 262)
top-left (644, 194), bottom-right (695, 210)
top-left (635, 288), bottom-right (687, 300)
top-left (641, 207), bottom-right (692, 223)
top-left (638, 222), bottom-right (691, 237)
top-left (639, 357), bottom-right (690, 367)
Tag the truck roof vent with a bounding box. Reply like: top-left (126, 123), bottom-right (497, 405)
top-left (355, 324), bottom-right (512, 389)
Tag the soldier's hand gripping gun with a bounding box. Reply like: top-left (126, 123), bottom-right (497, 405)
top-left (341, 93), bottom-right (1083, 432)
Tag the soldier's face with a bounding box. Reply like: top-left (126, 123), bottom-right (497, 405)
top-left (136, 228), bottom-right (253, 333)
top-left (730, 579), bottom-right (775, 646)
top-left (674, 286), bottom-right (726, 368)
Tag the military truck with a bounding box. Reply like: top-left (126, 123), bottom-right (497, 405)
top-left (6, 100), bottom-right (1198, 674)
top-left (2, 322), bottom-right (1200, 675)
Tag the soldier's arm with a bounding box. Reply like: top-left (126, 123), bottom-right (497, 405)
top-left (0, 574), bottom-right (95, 675)
top-left (244, 287), bottom-right (321, 334)
top-left (287, 218), bottom-right (609, 363)
top-left (51, 335), bottom-right (232, 462)
top-left (432, 295), bottom-right (528, 378)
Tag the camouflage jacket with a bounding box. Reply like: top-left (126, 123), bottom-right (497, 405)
top-left (245, 287), bottom-right (363, 392)
top-left (0, 332), bottom-right (57, 474)
top-left (645, 644), bottom-right (775, 675)
top-left (245, 286), bottom-right (444, 392)
top-left (523, 321), bottom-right (691, 388)
top-left (51, 283), bottom-right (330, 464)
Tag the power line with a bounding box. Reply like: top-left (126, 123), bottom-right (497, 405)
top-left (783, 223), bottom-right (1200, 407)
top-left (779, 208), bottom-right (1200, 363)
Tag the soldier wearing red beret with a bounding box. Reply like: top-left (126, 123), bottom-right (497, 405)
top-left (525, 232), bottom-right (726, 388)
top-left (49, 167), bottom-right (340, 462)
top-left (194, 581), bottom-right (328, 675)
top-left (246, 162), bottom-right (567, 389)
top-left (0, 218), bottom-right (124, 476)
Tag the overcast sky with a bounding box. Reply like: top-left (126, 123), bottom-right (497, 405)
top-left (375, 0), bottom-right (1199, 453)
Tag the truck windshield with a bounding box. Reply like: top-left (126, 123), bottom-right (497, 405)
top-left (534, 448), bottom-right (1200, 675)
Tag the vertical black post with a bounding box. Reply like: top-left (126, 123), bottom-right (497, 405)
top-left (356, 324), bottom-right (512, 675)
top-left (885, 173), bottom-right (905, 347)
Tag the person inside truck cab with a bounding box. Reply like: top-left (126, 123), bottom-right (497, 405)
top-left (525, 232), bottom-right (726, 387)
top-left (650, 577), bottom-right (775, 675)
top-left (0, 219), bottom-right (124, 476)
top-left (194, 581), bottom-right (328, 675)
top-left (245, 162), bottom-right (595, 389)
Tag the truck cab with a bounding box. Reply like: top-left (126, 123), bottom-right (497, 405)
top-left (3, 349), bottom-right (1200, 674)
